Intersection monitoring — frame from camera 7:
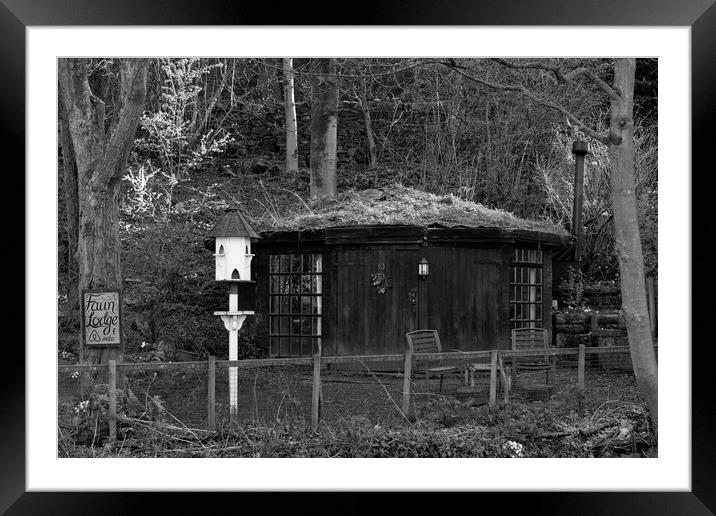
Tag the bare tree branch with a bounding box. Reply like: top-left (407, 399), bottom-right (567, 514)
top-left (103, 58), bottom-right (150, 184)
top-left (261, 58), bottom-right (425, 80)
top-left (563, 67), bottom-right (621, 101)
top-left (490, 58), bottom-right (567, 83)
top-left (491, 58), bottom-right (621, 101)
top-left (432, 60), bottom-right (617, 146)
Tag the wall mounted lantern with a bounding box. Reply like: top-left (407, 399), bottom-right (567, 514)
top-left (418, 257), bottom-right (429, 279)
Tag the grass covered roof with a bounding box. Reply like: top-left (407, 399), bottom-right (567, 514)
top-left (259, 184), bottom-right (568, 236)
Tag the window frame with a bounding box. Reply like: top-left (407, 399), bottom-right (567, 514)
top-left (509, 248), bottom-right (544, 330)
top-left (268, 253), bottom-right (323, 357)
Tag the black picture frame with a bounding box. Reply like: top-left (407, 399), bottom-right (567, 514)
top-left (11, 0), bottom-right (711, 513)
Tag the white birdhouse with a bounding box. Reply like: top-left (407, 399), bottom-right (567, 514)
top-left (206, 208), bottom-right (261, 282)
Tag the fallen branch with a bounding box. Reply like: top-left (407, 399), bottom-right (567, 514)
top-left (146, 394), bottom-right (207, 447)
top-left (540, 421), bottom-right (617, 439)
top-left (118, 415), bottom-right (213, 435)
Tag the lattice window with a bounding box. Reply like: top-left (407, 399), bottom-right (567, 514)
top-left (510, 248), bottom-right (543, 329)
top-left (268, 254), bottom-right (322, 357)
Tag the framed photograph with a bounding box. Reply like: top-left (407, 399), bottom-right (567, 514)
top-left (14, 0), bottom-right (711, 513)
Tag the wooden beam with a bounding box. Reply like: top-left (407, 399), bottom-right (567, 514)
top-left (402, 349), bottom-right (413, 416)
top-left (489, 350), bottom-right (497, 408)
top-left (108, 359), bottom-right (117, 442)
top-left (577, 344), bottom-right (585, 415)
top-left (311, 343), bottom-right (322, 429)
top-left (497, 354), bottom-right (509, 405)
top-left (261, 225), bottom-right (569, 247)
top-left (207, 356), bottom-right (216, 432)
top-left (58, 345), bottom-right (659, 375)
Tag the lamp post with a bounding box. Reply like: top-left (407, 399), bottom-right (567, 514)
top-left (206, 208), bottom-right (261, 419)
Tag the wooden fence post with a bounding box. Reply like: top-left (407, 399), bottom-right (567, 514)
top-left (497, 354), bottom-right (509, 405)
top-left (108, 360), bottom-right (117, 442)
top-left (402, 349), bottom-right (413, 417)
top-left (207, 355), bottom-right (216, 431)
top-left (489, 350), bottom-right (497, 408)
top-left (311, 343), bottom-right (322, 430)
top-left (577, 344), bottom-right (586, 415)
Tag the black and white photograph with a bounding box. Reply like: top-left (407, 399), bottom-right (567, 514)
top-left (12, 13), bottom-right (707, 508)
top-left (55, 55), bottom-right (660, 460)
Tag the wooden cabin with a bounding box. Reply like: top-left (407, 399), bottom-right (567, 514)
top-left (220, 186), bottom-right (571, 357)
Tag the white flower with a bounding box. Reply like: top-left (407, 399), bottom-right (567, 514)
top-left (503, 440), bottom-right (524, 458)
top-left (71, 371), bottom-right (80, 379)
top-left (74, 400), bottom-right (90, 414)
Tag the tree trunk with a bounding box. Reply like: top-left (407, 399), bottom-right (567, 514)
top-left (360, 77), bottom-right (378, 170)
top-left (58, 58), bottom-right (149, 369)
top-left (309, 58), bottom-right (338, 198)
top-left (439, 57), bottom-right (659, 429)
top-left (608, 58), bottom-right (658, 429)
top-left (189, 59), bottom-right (226, 150)
top-left (58, 91), bottom-right (80, 313)
top-left (283, 58), bottom-right (299, 175)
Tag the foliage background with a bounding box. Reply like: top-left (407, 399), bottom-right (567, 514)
top-left (57, 58), bottom-right (657, 359)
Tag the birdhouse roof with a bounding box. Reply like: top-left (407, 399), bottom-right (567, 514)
top-left (206, 209), bottom-right (261, 239)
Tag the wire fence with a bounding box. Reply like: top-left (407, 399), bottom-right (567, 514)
top-left (58, 344), bottom-right (655, 450)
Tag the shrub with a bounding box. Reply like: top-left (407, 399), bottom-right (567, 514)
top-left (559, 266), bottom-right (586, 308)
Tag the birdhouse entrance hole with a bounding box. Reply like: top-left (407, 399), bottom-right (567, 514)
top-left (231, 269), bottom-right (240, 280)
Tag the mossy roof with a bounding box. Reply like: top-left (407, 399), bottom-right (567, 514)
top-left (258, 184), bottom-right (569, 237)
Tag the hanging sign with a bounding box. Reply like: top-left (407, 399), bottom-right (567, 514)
top-left (81, 290), bottom-right (122, 347)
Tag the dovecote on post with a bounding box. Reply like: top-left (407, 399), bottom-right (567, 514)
top-left (207, 208), bottom-right (261, 282)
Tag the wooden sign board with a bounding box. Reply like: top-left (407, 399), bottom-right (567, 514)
top-left (81, 290), bottom-right (122, 347)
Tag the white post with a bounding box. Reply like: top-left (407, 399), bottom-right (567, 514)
top-left (228, 285), bottom-right (238, 417)
top-left (228, 327), bottom-right (238, 417)
top-left (215, 283), bottom-right (253, 420)
top-left (229, 282), bottom-right (238, 312)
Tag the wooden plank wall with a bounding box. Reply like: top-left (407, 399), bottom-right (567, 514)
top-left (498, 245), bottom-right (512, 349)
top-left (424, 246), bottom-right (503, 351)
top-left (255, 239), bottom-right (556, 357)
top-left (254, 250), bottom-right (270, 355)
top-left (542, 250), bottom-right (554, 344)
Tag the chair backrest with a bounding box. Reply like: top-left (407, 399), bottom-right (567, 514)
top-left (405, 329), bottom-right (443, 354)
top-left (511, 327), bottom-right (549, 362)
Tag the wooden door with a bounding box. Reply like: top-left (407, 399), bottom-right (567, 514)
top-left (334, 247), bottom-right (418, 355)
top-left (424, 247), bottom-right (502, 351)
